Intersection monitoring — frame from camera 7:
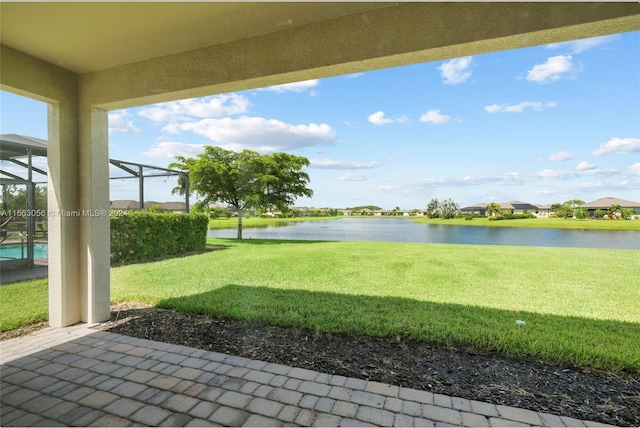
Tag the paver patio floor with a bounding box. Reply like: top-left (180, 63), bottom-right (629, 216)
top-left (1, 324), bottom-right (617, 427)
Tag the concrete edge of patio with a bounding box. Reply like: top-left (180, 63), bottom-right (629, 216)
top-left (1, 325), bottom-right (619, 427)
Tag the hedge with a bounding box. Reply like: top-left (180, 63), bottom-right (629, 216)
top-left (110, 211), bottom-right (208, 265)
top-left (488, 212), bottom-right (536, 221)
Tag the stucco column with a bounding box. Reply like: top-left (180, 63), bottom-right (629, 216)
top-left (78, 104), bottom-right (111, 324)
top-left (47, 101), bottom-right (81, 327)
top-left (47, 91), bottom-right (110, 326)
top-left (2, 45), bottom-right (111, 327)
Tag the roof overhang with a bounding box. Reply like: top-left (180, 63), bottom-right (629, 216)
top-left (0, 2), bottom-right (396, 74)
top-left (0, 133), bottom-right (48, 160)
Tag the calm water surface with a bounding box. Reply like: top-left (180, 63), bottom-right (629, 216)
top-left (207, 218), bottom-right (640, 250)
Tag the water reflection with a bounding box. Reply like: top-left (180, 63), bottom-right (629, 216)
top-left (207, 218), bottom-right (640, 250)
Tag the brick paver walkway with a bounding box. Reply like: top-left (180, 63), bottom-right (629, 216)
top-left (1, 324), bottom-right (616, 427)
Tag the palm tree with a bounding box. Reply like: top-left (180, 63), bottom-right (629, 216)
top-left (609, 204), bottom-right (623, 219)
top-left (486, 202), bottom-right (502, 218)
top-left (552, 202), bottom-right (572, 219)
top-left (565, 199), bottom-right (585, 208)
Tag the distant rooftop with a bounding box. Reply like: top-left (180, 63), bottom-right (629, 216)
top-left (582, 197), bottom-right (640, 208)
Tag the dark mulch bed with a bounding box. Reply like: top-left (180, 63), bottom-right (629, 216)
top-left (96, 303), bottom-right (639, 426)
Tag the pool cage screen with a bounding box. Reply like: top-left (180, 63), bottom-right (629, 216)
top-left (0, 134), bottom-right (189, 270)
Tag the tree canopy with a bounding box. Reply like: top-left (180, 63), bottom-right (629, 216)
top-left (346, 205), bottom-right (382, 211)
top-left (426, 198), bottom-right (460, 219)
top-left (170, 146), bottom-right (313, 239)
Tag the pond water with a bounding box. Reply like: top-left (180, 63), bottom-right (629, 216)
top-left (207, 217), bottom-right (640, 250)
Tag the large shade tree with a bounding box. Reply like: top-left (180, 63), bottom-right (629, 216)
top-left (171, 146), bottom-right (313, 239)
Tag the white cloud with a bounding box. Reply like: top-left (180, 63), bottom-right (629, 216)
top-left (546, 35), bottom-right (618, 54)
top-left (576, 161), bottom-right (596, 171)
top-left (484, 101), bottom-right (556, 113)
top-left (569, 179), bottom-right (638, 193)
top-left (438, 56), bottom-right (473, 85)
top-left (161, 123), bottom-right (181, 134)
top-left (568, 182), bottom-right (607, 192)
top-left (535, 169), bottom-right (576, 179)
top-left (367, 111), bottom-right (408, 125)
top-left (175, 116), bottom-right (335, 153)
top-left (526, 55), bottom-right (581, 83)
top-left (368, 111), bottom-right (393, 125)
top-left (591, 137), bottom-right (640, 156)
top-left (346, 73), bottom-right (363, 79)
top-left (535, 167), bottom-right (618, 179)
top-left (142, 141), bottom-right (205, 158)
top-left (412, 177), bottom-right (448, 187)
top-left (263, 79), bottom-right (319, 93)
top-left (377, 161), bottom-right (628, 201)
top-left (541, 151), bottom-right (573, 162)
top-left (339, 173), bottom-right (372, 182)
top-left (419, 109), bottom-right (451, 124)
top-left (580, 167), bottom-right (620, 176)
top-left (138, 94), bottom-right (249, 122)
top-left (139, 107), bottom-right (172, 122)
top-left (578, 168), bottom-right (619, 177)
top-left (108, 113), bottom-right (140, 134)
top-left (461, 175), bottom-right (493, 185)
top-left (496, 172), bottom-right (528, 186)
top-left (311, 159), bottom-right (381, 169)
top-left (629, 163), bottom-right (640, 176)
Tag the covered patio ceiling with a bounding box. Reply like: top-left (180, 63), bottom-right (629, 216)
top-left (3, 2), bottom-right (639, 109)
top-left (0, 2), bottom-right (395, 74)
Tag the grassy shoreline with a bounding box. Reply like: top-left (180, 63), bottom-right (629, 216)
top-left (208, 216), bottom-right (339, 229)
top-left (413, 216), bottom-right (640, 230)
top-left (208, 215), bottom-right (640, 231)
top-left (2, 239), bottom-right (638, 373)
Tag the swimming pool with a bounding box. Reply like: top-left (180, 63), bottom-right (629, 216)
top-left (0, 243), bottom-right (48, 260)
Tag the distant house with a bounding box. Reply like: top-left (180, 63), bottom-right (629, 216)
top-left (460, 203), bottom-right (488, 216)
top-left (532, 204), bottom-right (552, 217)
top-left (581, 197), bottom-right (640, 216)
top-left (110, 200), bottom-right (187, 213)
top-left (157, 202), bottom-right (187, 213)
top-left (110, 200), bottom-right (141, 210)
top-left (461, 201), bottom-right (548, 217)
top-left (499, 201), bottom-right (539, 214)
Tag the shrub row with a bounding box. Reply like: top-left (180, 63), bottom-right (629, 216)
top-left (111, 211), bottom-right (208, 265)
top-left (488, 212), bottom-right (536, 221)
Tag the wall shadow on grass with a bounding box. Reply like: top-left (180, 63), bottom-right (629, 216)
top-left (111, 244), bottom-right (231, 267)
top-left (158, 284), bottom-right (640, 374)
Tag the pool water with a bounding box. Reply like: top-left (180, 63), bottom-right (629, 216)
top-left (0, 243), bottom-right (48, 260)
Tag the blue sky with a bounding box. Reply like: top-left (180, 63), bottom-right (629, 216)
top-left (2, 31), bottom-right (639, 209)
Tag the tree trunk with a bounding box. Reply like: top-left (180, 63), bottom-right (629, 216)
top-left (237, 209), bottom-right (243, 240)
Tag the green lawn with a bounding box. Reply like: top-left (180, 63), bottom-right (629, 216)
top-left (4, 238), bottom-right (638, 373)
top-left (414, 216), bottom-right (640, 230)
top-left (0, 278), bottom-right (48, 331)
